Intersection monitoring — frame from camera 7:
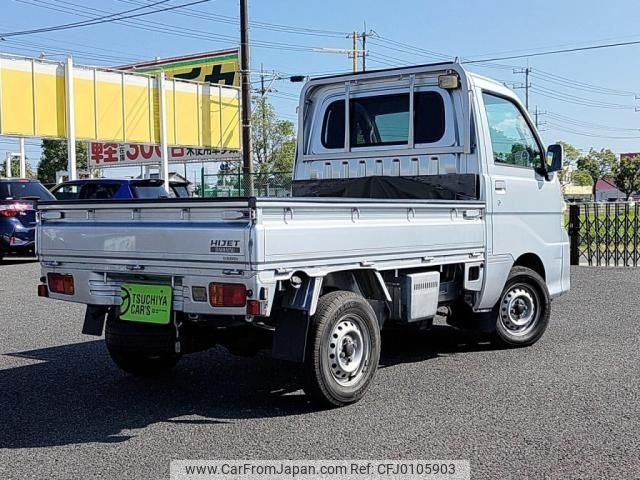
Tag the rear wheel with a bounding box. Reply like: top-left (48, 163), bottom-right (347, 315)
top-left (105, 313), bottom-right (180, 376)
top-left (303, 291), bottom-right (381, 407)
top-left (106, 348), bottom-right (180, 376)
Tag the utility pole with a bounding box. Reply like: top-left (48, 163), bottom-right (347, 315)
top-left (260, 63), bottom-right (267, 164)
top-left (533, 105), bottom-right (547, 130)
top-left (352, 31), bottom-right (358, 73)
top-left (5, 153), bottom-right (11, 178)
top-left (239, 0), bottom-right (254, 196)
top-left (513, 67), bottom-right (531, 111)
top-left (359, 26), bottom-right (377, 72)
top-left (361, 30), bottom-right (367, 72)
top-left (19, 138), bottom-right (26, 178)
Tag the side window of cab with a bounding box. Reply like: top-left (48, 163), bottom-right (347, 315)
top-left (482, 92), bottom-right (543, 169)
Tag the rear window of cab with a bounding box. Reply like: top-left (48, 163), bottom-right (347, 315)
top-left (321, 91), bottom-right (446, 149)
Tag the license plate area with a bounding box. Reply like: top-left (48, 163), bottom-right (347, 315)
top-left (120, 283), bottom-right (172, 324)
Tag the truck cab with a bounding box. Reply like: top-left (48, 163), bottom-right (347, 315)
top-left (294, 63), bottom-right (569, 308)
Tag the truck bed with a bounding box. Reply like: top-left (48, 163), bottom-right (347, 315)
top-left (37, 196), bottom-right (486, 276)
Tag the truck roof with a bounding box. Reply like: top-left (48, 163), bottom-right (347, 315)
top-left (307, 61), bottom-right (504, 90)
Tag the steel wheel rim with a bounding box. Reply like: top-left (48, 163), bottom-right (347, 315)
top-left (325, 314), bottom-right (371, 386)
top-left (499, 284), bottom-right (540, 336)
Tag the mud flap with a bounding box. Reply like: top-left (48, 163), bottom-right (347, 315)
top-left (82, 305), bottom-right (108, 336)
top-left (271, 309), bottom-right (310, 363)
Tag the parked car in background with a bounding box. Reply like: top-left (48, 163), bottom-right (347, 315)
top-left (0, 178), bottom-right (55, 261)
top-left (50, 178), bottom-right (191, 201)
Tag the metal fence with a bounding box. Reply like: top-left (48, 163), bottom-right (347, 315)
top-left (568, 202), bottom-right (640, 267)
top-left (199, 171), bottom-right (292, 198)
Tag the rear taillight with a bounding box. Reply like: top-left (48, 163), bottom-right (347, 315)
top-left (47, 273), bottom-right (75, 295)
top-left (37, 284), bottom-right (49, 297)
top-left (209, 283), bottom-right (246, 307)
top-left (0, 203), bottom-right (32, 217)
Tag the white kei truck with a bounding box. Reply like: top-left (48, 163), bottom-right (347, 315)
top-left (36, 62), bottom-right (570, 407)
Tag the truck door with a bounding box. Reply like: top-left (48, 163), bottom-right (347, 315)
top-left (479, 91), bottom-right (565, 263)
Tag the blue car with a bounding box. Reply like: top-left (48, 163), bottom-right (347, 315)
top-left (50, 178), bottom-right (190, 200)
top-left (0, 178), bottom-right (55, 261)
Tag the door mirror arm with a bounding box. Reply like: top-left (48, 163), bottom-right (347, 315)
top-left (535, 166), bottom-right (551, 181)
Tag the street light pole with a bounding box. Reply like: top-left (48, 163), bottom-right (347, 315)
top-left (240, 0), bottom-right (254, 196)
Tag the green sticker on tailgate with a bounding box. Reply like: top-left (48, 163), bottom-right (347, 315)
top-left (120, 284), bottom-right (172, 324)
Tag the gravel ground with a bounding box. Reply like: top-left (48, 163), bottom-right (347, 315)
top-left (0, 261), bottom-right (638, 479)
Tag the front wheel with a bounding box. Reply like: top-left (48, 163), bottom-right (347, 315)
top-left (303, 291), bottom-right (381, 408)
top-left (492, 266), bottom-right (551, 348)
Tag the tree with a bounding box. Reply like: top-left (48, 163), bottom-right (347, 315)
top-left (577, 148), bottom-right (618, 199)
top-left (37, 139), bottom-right (88, 184)
top-left (251, 96), bottom-right (296, 174)
top-left (573, 170), bottom-right (593, 187)
top-left (557, 141), bottom-right (581, 164)
top-left (614, 155), bottom-right (640, 200)
top-left (556, 141), bottom-right (581, 183)
top-left (0, 157), bottom-right (36, 179)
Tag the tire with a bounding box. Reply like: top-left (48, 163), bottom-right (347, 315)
top-left (303, 291), bottom-right (381, 407)
top-left (106, 348), bottom-right (180, 376)
top-left (105, 313), bottom-right (180, 376)
top-left (491, 266), bottom-right (551, 348)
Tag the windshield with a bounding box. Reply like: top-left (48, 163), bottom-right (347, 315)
top-left (0, 181), bottom-right (55, 200)
top-left (51, 184), bottom-right (81, 200)
top-left (171, 185), bottom-right (190, 198)
top-left (132, 183), bottom-right (168, 199)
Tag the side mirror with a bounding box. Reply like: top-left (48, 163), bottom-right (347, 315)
top-left (546, 144), bottom-right (563, 173)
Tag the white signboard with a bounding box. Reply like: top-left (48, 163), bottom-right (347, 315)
top-left (89, 142), bottom-right (241, 167)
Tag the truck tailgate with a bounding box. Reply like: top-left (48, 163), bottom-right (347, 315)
top-left (37, 199), bottom-right (253, 268)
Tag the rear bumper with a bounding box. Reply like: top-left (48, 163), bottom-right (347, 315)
top-left (1, 224), bottom-right (35, 255)
top-left (39, 266), bottom-right (277, 318)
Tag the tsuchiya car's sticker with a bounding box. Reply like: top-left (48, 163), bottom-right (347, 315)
top-left (119, 284), bottom-right (172, 324)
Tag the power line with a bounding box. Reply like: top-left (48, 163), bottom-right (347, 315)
top-left (531, 69), bottom-right (640, 97)
top-left (547, 121), bottom-right (640, 139)
top-left (14, 0), bottom-right (334, 54)
top-left (115, 0), bottom-right (349, 38)
top-left (545, 112), bottom-right (640, 132)
top-left (2, 38), bottom-right (143, 63)
top-left (531, 85), bottom-right (637, 110)
top-left (373, 35), bottom-right (451, 61)
top-left (0, 0), bottom-right (178, 37)
top-left (464, 38), bottom-right (640, 64)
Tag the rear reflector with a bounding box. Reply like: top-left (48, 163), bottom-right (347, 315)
top-left (209, 283), bottom-right (246, 307)
top-left (247, 300), bottom-right (261, 316)
top-left (37, 284), bottom-right (49, 297)
top-left (191, 286), bottom-right (207, 302)
top-left (47, 273), bottom-right (75, 295)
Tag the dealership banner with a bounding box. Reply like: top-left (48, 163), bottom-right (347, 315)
top-left (0, 53), bottom-right (240, 148)
top-left (89, 142), bottom-right (241, 167)
top-left (116, 49), bottom-right (240, 87)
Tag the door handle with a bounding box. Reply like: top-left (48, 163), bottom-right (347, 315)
top-left (495, 180), bottom-right (507, 193)
top-left (463, 209), bottom-right (481, 220)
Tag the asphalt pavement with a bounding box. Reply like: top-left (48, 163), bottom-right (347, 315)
top-left (1, 260), bottom-right (639, 479)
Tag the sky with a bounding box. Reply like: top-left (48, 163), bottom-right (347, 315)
top-left (2, 0), bottom-right (640, 179)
